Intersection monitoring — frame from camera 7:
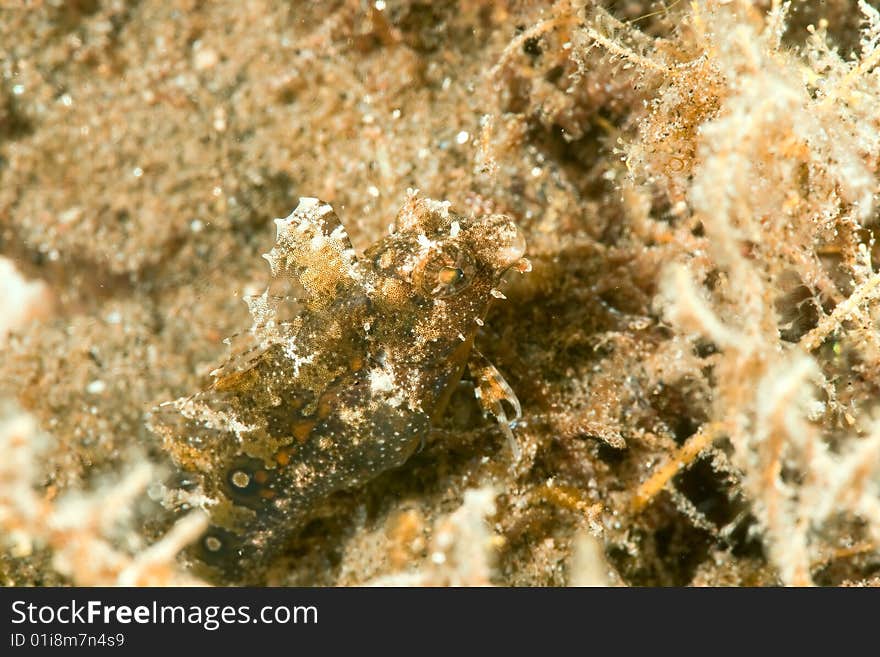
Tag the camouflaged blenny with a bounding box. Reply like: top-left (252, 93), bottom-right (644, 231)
top-left (150, 193), bottom-right (527, 582)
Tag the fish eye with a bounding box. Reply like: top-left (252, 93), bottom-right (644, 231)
top-left (417, 245), bottom-right (475, 298)
top-left (438, 266), bottom-right (463, 286)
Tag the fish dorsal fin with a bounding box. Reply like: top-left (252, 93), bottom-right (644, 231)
top-left (264, 198), bottom-right (362, 310)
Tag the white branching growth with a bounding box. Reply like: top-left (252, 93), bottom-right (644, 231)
top-left (581, 0), bottom-right (880, 585)
top-left (0, 403), bottom-right (208, 586)
top-left (0, 257), bottom-right (53, 341)
top-left (568, 531), bottom-right (619, 587)
top-left (0, 408), bottom-right (46, 558)
top-left (368, 487), bottom-right (499, 586)
top-left (661, 268), bottom-right (880, 584)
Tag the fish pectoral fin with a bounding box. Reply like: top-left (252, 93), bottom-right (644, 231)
top-left (467, 348), bottom-right (522, 462)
